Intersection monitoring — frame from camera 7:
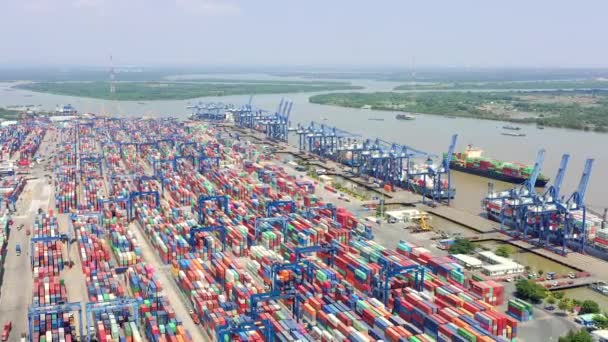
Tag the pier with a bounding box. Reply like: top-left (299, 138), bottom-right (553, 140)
top-left (224, 124), bottom-right (608, 282)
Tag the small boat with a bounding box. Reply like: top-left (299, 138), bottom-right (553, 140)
top-left (502, 125), bottom-right (521, 130)
top-left (447, 116), bottom-right (457, 119)
top-left (537, 124), bottom-right (545, 129)
top-left (368, 118), bottom-right (385, 121)
top-left (501, 132), bottom-right (526, 137)
top-left (396, 113), bottom-right (416, 120)
top-left (322, 117), bottom-right (328, 121)
top-left (138, 102), bottom-right (147, 105)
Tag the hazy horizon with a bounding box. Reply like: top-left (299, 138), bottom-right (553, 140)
top-left (1, 0), bottom-right (607, 68)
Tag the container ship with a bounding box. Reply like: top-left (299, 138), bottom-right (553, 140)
top-left (449, 145), bottom-right (549, 187)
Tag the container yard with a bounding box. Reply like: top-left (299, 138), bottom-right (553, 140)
top-left (0, 109), bottom-right (603, 342)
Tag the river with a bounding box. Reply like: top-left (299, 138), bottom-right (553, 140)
top-left (1, 75), bottom-right (607, 214)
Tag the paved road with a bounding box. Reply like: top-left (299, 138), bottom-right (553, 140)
top-left (535, 277), bottom-right (598, 290)
top-left (0, 127), bottom-right (60, 339)
top-left (128, 221), bottom-right (209, 342)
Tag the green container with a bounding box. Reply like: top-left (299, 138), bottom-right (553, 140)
top-left (355, 269), bottom-right (367, 280)
top-left (458, 328), bottom-right (476, 342)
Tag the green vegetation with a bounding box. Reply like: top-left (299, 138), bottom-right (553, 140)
top-left (16, 81), bottom-right (362, 101)
top-left (593, 314), bottom-right (608, 329)
top-left (0, 107), bottom-right (21, 120)
top-left (553, 291), bottom-right (565, 300)
top-left (546, 295), bottom-right (556, 306)
top-left (515, 279), bottom-right (547, 303)
top-left (495, 245), bottom-right (514, 257)
top-left (309, 90), bottom-right (608, 132)
top-left (272, 69), bottom-right (608, 83)
top-left (579, 300), bottom-right (601, 314)
top-left (558, 329), bottom-right (593, 342)
top-left (448, 238), bottom-right (476, 255)
top-left (558, 298), bottom-right (573, 312)
top-left (592, 315), bottom-right (608, 330)
top-left (394, 79), bottom-right (608, 91)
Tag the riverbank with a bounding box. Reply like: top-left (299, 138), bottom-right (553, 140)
top-left (394, 79), bottom-right (608, 91)
top-left (0, 107), bottom-right (20, 120)
top-left (309, 90), bottom-right (608, 132)
top-left (15, 80), bottom-right (363, 101)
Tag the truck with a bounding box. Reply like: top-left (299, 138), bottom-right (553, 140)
top-left (15, 244), bottom-right (21, 256)
top-left (2, 321), bottom-right (11, 341)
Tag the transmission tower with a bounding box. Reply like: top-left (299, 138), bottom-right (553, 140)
top-left (109, 55), bottom-right (116, 94)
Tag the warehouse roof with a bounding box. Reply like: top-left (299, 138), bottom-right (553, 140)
top-left (478, 251), bottom-right (519, 266)
top-left (452, 254), bottom-right (483, 267)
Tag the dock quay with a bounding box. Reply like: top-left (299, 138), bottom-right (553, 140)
top-left (0, 114), bottom-right (600, 341)
top-left (229, 124), bottom-right (608, 281)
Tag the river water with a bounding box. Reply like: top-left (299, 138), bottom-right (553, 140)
top-left (1, 76), bottom-right (607, 214)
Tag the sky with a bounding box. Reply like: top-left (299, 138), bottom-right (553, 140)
top-left (1, 0), bottom-right (607, 68)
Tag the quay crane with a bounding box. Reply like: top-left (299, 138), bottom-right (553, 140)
top-left (295, 120), bottom-right (456, 204)
top-left (520, 154), bottom-right (570, 254)
top-left (233, 98), bottom-right (292, 142)
top-left (561, 158), bottom-right (594, 253)
top-left (483, 149), bottom-right (545, 235)
top-left (188, 102), bottom-right (232, 121)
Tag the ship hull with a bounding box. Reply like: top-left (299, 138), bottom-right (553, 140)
top-left (450, 162), bottom-right (548, 187)
top-left (407, 182), bottom-right (455, 199)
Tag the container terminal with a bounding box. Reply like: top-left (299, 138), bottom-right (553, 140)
top-left (0, 101), bottom-right (605, 341)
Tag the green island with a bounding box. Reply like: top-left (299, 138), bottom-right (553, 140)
top-left (309, 90), bottom-right (608, 132)
top-left (0, 107), bottom-right (21, 120)
top-left (15, 81), bottom-right (362, 101)
top-left (394, 79), bottom-right (608, 91)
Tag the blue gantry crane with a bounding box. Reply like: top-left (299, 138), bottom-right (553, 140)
top-left (79, 155), bottom-right (103, 177)
top-left (153, 158), bottom-right (177, 176)
top-left (215, 319), bottom-right (275, 342)
top-left (249, 291), bottom-right (303, 320)
top-left (188, 102), bottom-right (231, 121)
top-left (197, 195), bottom-right (229, 224)
top-left (85, 299), bottom-right (140, 342)
top-left (28, 302), bottom-right (83, 342)
top-left (97, 197), bottom-right (129, 224)
top-left (253, 216), bottom-right (288, 243)
top-left (405, 135), bottom-right (457, 204)
top-left (520, 154), bottom-right (570, 254)
top-left (188, 225), bottom-right (227, 252)
top-left (372, 261), bottom-right (425, 306)
top-left (178, 141), bottom-right (198, 155)
top-left (297, 121), bottom-right (361, 158)
top-left (303, 203), bottom-right (337, 221)
top-left (483, 149), bottom-right (545, 234)
top-left (562, 158), bottom-right (595, 252)
top-left (233, 99), bottom-right (292, 142)
top-left (512, 149), bottom-right (546, 239)
top-left (269, 261), bottom-right (311, 292)
top-left (174, 155), bottom-right (196, 171)
top-left (293, 242), bottom-right (339, 266)
top-left (136, 175), bottom-right (165, 194)
top-left (127, 191), bottom-right (160, 220)
top-left (266, 200), bottom-right (295, 217)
